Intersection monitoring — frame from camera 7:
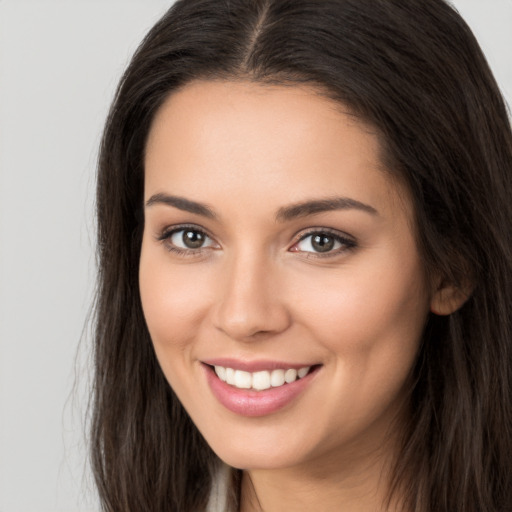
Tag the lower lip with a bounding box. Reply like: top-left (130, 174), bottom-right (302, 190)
top-left (203, 364), bottom-right (319, 417)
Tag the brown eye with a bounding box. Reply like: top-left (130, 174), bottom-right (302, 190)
top-left (181, 230), bottom-right (206, 249)
top-left (291, 230), bottom-right (356, 256)
top-left (311, 234), bottom-right (335, 253)
top-left (166, 228), bottom-right (216, 251)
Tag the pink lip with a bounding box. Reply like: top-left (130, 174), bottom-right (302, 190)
top-left (202, 362), bottom-right (320, 417)
top-left (202, 358), bottom-right (314, 372)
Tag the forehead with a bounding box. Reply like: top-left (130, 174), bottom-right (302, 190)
top-left (144, 80), bottom-right (409, 221)
top-left (146, 80), bottom-right (377, 166)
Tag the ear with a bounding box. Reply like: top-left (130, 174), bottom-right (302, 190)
top-left (430, 278), bottom-right (472, 316)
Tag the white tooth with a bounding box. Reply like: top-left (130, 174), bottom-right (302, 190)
top-left (270, 369), bottom-right (285, 387)
top-left (215, 366), bottom-right (227, 382)
top-left (226, 367), bottom-right (236, 385)
top-left (234, 370), bottom-right (252, 389)
top-left (252, 371), bottom-right (271, 390)
top-left (284, 368), bottom-right (298, 383)
top-left (298, 366), bottom-right (310, 379)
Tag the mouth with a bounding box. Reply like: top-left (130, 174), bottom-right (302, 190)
top-left (209, 364), bottom-right (317, 391)
top-left (201, 360), bottom-right (322, 417)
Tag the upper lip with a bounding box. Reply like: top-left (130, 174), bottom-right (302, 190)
top-left (201, 358), bottom-right (319, 372)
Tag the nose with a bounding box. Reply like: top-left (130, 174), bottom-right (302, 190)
top-left (212, 251), bottom-right (291, 342)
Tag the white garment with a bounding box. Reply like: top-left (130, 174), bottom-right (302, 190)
top-left (206, 463), bottom-right (232, 512)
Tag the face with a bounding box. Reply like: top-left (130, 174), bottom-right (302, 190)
top-left (140, 80), bottom-right (432, 473)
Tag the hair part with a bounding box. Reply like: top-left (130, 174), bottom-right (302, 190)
top-left (92, 1), bottom-right (512, 510)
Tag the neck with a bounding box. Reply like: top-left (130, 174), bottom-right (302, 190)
top-left (239, 437), bottom-right (404, 512)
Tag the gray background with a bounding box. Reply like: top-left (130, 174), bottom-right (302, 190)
top-left (0, 1), bottom-right (510, 511)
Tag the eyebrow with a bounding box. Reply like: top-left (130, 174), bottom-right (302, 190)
top-left (275, 197), bottom-right (378, 221)
top-left (145, 193), bottom-right (378, 221)
top-left (145, 193), bottom-right (216, 219)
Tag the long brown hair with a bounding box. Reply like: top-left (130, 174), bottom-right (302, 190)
top-left (92, 1), bottom-right (512, 510)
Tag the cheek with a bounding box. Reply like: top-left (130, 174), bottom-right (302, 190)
top-left (286, 255), bottom-right (428, 443)
top-left (290, 248), bottom-right (430, 359)
top-left (139, 242), bottom-right (211, 354)
top-left (139, 245), bottom-right (214, 406)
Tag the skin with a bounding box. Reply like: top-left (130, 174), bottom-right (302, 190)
top-left (139, 80), bottom-right (448, 511)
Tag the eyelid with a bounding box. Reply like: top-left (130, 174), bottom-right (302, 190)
top-left (156, 223), bottom-right (220, 255)
top-left (157, 223), bottom-right (213, 240)
top-left (289, 227), bottom-right (357, 256)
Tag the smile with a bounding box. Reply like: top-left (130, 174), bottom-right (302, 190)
top-left (202, 361), bottom-right (321, 417)
top-left (214, 365), bottom-right (311, 391)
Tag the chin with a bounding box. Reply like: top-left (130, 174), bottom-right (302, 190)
top-left (216, 448), bottom-right (304, 471)
top-left (197, 421), bottom-right (318, 471)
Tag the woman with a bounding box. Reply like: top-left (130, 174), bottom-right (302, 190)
top-left (91, 0), bottom-right (512, 510)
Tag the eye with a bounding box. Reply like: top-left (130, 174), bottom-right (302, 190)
top-left (158, 226), bottom-right (218, 254)
top-left (170, 229), bottom-right (213, 249)
top-left (290, 229), bottom-right (356, 256)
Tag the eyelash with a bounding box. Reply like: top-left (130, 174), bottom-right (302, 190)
top-left (157, 224), bottom-right (216, 258)
top-left (157, 224), bottom-right (357, 259)
top-left (290, 228), bottom-right (357, 258)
